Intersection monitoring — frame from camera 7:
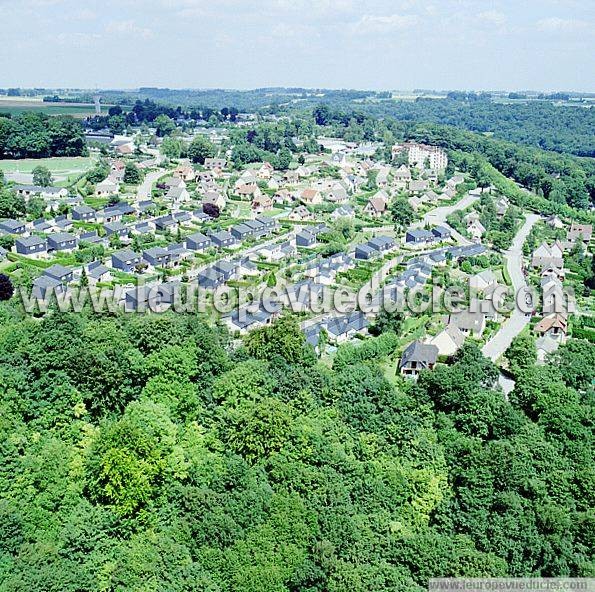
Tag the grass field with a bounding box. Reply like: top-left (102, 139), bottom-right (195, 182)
top-left (0, 156), bottom-right (96, 174)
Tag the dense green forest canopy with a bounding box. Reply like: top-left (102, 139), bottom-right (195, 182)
top-left (0, 306), bottom-right (592, 591)
top-left (0, 112), bottom-right (87, 159)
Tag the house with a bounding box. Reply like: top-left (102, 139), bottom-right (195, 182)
top-left (541, 276), bottom-right (566, 313)
top-left (154, 215), bottom-right (178, 232)
top-left (326, 311), bottom-right (369, 344)
top-left (405, 229), bottom-right (433, 246)
top-left (43, 264), bottom-right (73, 284)
top-left (467, 219), bottom-right (486, 241)
top-left (252, 193), bottom-right (274, 212)
top-left (567, 223), bottom-right (592, 245)
top-left (231, 223), bottom-right (253, 242)
top-left (288, 205), bottom-right (313, 221)
top-left (14, 185), bottom-right (68, 201)
top-left (495, 197), bottom-right (509, 217)
top-left (531, 242), bottom-right (564, 269)
top-left (86, 260), bottom-right (111, 284)
top-left (32, 275), bottom-right (67, 300)
top-left (104, 221), bottom-right (128, 239)
top-left (166, 243), bottom-right (192, 266)
top-left (296, 230), bottom-right (316, 247)
top-left (431, 226), bottom-right (451, 242)
top-left (166, 186), bottom-right (191, 203)
top-left (111, 249), bottom-right (142, 273)
top-left (430, 325), bottom-right (466, 357)
top-left (131, 222), bottom-right (155, 236)
top-left (408, 179), bottom-right (429, 195)
top-left (257, 162), bottom-right (274, 179)
top-left (137, 200), bottom-right (156, 215)
top-left (125, 283), bottom-right (178, 312)
top-left (393, 165), bottom-right (412, 187)
top-left (368, 235), bottom-right (395, 253)
top-left (300, 188), bottom-right (323, 205)
top-left (71, 205), bottom-right (96, 222)
top-left (80, 231), bottom-right (107, 246)
top-left (143, 247), bottom-right (170, 269)
top-left (173, 164), bottom-right (196, 181)
top-left (95, 179), bottom-right (119, 196)
top-left (98, 207), bottom-right (123, 224)
top-left (545, 215), bottom-right (564, 229)
top-left (213, 260), bottom-right (237, 281)
top-left (204, 157), bottom-right (227, 171)
top-left (47, 232), bottom-right (78, 252)
top-left (469, 269), bottom-right (497, 292)
top-left (15, 235), bottom-right (47, 258)
top-left (448, 309), bottom-right (486, 338)
top-left (255, 215), bottom-right (277, 233)
top-left (31, 218), bottom-right (53, 233)
top-left (363, 196), bottom-right (387, 218)
top-left (355, 243), bottom-right (377, 260)
top-left (327, 185), bottom-right (348, 204)
top-left (399, 341), bottom-right (439, 378)
top-left (210, 230), bottom-right (236, 249)
top-left (408, 195), bottom-right (424, 212)
top-left (331, 205), bottom-right (355, 220)
top-left (236, 184), bottom-right (262, 199)
top-left (54, 215), bottom-right (73, 232)
top-left (0, 219), bottom-right (26, 235)
top-left (198, 267), bottom-right (225, 289)
top-left (173, 211), bottom-right (192, 225)
top-left (164, 176), bottom-right (186, 190)
top-left (202, 191), bottom-right (226, 211)
top-left (534, 313), bottom-right (568, 340)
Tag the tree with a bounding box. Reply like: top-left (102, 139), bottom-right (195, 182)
top-left (123, 162), bottom-right (142, 184)
top-left (505, 332), bottom-right (537, 376)
top-left (0, 187), bottom-right (26, 218)
top-left (202, 202), bottom-right (220, 218)
top-left (32, 165), bottom-right (52, 187)
top-left (0, 274), bottom-right (14, 300)
top-left (154, 114), bottom-right (176, 137)
top-left (187, 135), bottom-right (216, 164)
top-left (390, 196), bottom-right (415, 229)
top-left (160, 136), bottom-right (185, 159)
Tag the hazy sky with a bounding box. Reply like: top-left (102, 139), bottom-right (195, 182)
top-left (2, 0), bottom-right (593, 91)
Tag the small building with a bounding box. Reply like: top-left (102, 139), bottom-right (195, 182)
top-left (185, 232), bottom-right (211, 252)
top-left (47, 232), bottom-right (78, 252)
top-left (363, 197), bottom-right (387, 218)
top-left (567, 222), bottom-right (592, 245)
top-left (405, 229), bottom-right (433, 245)
top-left (111, 249), bottom-right (142, 273)
top-left (431, 226), bottom-right (451, 242)
top-left (534, 313), bottom-right (567, 340)
top-left (296, 230), bottom-right (316, 248)
top-left (448, 309), bottom-right (486, 338)
top-left (355, 243), bottom-right (376, 260)
top-left (104, 221), bottom-right (128, 238)
top-left (71, 205), bottom-right (96, 222)
top-left (43, 264), bottom-right (73, 284)
top-left (430, 325), bottom-right (466, 357)
top-left (210, 230), bottom-right (236, 249)
top-left (0, 219), bottom-right (26, 235)
top-left (15, 235), bottom-right (47, 258)
top-left (399, 341), bottom-right (439, 378)
top-left (143, 247), bottom-right (170, 269)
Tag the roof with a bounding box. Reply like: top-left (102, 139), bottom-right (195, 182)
top-left (401, 341), bottom-right (438, 366)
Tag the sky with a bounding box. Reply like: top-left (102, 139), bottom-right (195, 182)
top-left (1, 0), bottom-right (594, 92)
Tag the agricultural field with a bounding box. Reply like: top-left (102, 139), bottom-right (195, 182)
top-left (0, 97), bottom-right (119, 117)
top-left (0, 155), bottom-right (97, 185)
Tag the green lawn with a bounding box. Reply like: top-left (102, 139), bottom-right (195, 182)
top-left (0, 156), bottom-right (97, 175)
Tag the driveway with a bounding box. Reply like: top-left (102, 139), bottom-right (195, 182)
top-left (136, 170), bottom-right (164, 201)
top-left (481, 213), bottom-right (540, 363)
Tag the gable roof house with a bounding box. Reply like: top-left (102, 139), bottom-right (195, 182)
top-left (0, 219), bottom-right (27, 235)
top-left (204, 157), bottom-right (227, 171)
top-left (288, 205), bottom-right (313, 221)
top-left (567, 222), bottom-right (592, 245)
top-left (86, 260), bottom-right (112, 284)
top-left (210, 230), bottom-right (236, 249)
top-left (467, 219), bottom-right (486, 241)
top-left (399, 341), bottom-right (439, 378)
top-left (71, 205), bottom-right (96, 222)
top-left (469, 269), bottom-right (497, 292)
top-left (300, 188), bottom-right (323, 205)
top-left (104, 221), bottom-right (129, 238)
top-left (430, 324), bottom-right (466, 357)
top-left (111, 249), bottom-right (143, 274)
top-left (15, 235), bottom-right (48, 258)
top-left (363, 196), bottom-right (387, 218)
top-left (448, 309), bottom-right (487, 338)
top-left (531, 242), bottom-right (564, 269)
top-left (326, 311), bottom-right (369, 344)
top-left (534, 313), bottom-right (568, 340)
top-left (202, 190), bottom-right (226, 210)
top-left (95, 178), bottom-right (120, 196)
top-left (47, 232), bottom-right (78, 253)
top-left (296, 230), bottom-right (317, 248)
top-left (185, 232), bottom-right (211, 252)
top-left (166, 186), bottom-right (191, 203)
top-left (252, 192), bottom-right (274, 213)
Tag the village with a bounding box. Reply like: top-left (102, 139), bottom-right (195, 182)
top-left (0, 122), bottom-right (591, 383)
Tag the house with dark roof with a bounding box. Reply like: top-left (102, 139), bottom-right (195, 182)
top-left (15, 235), bottom-right (47, 258)
top-left (71, 205), bottom-right (96, 221)
top-left (154, 215), bottom-right (178, 231)
top-left (326, 311), bottom-right (369, 343)
top-left (432, 226), bottom-right (451, 241)
top-left (104, 221), bottom-right (128, 238)
top-left (296, 230), bottom-right (316, 247)
top-left (32, 275), bottom-right (66, 300)
top-left (355, 243), bottom-right (376, 260)
top-left (86, 260), bottom-right (111, 284)
top-left (198, 267), bottom-right (225, 289)
top-left (405, 229), bottom-right (433, 245)
top-left (399, 341), bottom-right (438, 378)
top-left (43, 264), bottom-right (73, 284)
top-left (111, 249), bottom-right (142, 273)
top-left (368, 235), bottom-right (395, 253)
top-left (210, 230), bottom-right (236, 249)
top-left (185, 232), bottom-right (210, 251)
top-left (47, 232), bottom-right (78, 252)
top-left (143, 247), bottom-right (170, 269)
top-left (0, 219), bottom-right (26, 235)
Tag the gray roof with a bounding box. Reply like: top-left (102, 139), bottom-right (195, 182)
top-left (401, 341), bottom-right (438, 366)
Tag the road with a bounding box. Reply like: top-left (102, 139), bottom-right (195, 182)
top-left (136, 169), bottom-right (164, 201)
top-left (481, 213), bottom-right (540, 366)
top-left (420, 192), bottom-right (479, 227)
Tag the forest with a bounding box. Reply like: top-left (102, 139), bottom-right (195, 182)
top-left (0, 113), bottom-right (87, 160)
top-left (0, 306), bottom-right (592, 591)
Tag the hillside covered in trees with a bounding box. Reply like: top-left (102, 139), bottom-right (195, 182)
top-left (0, 309), bottom-right (592, 591)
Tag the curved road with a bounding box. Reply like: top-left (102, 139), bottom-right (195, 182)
top-left (482, 213), bottom-right (540, 370)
